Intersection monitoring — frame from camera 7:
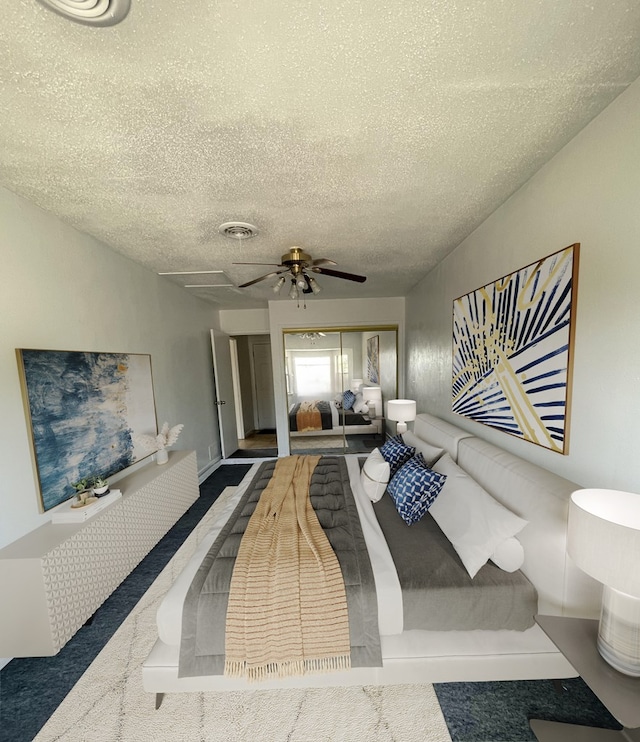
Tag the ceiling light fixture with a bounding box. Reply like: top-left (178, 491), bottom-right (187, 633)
top-left (307, 275), bottom-right (321, 294)
top-left (36, 0), bottom-right (131, 26)
top-left (297, 332), bottom-right (327, 340)
top-left (273, 276), bottom-right (286, 293)
top-left (235, 246), bottom-right (362, 307)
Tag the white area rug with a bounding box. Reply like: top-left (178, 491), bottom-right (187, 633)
top-left (34, 487), bottom-right (452, 742)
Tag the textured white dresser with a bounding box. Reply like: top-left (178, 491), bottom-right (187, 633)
top-left (0, 450), bottom-right (198, 657)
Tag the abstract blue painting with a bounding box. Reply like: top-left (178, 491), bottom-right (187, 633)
top-left (452, 244), bottom-right (579, 454)
top-left (17, 350), bottom-right (157, 511)
top-left (367, 335), bottom-right (380, 384)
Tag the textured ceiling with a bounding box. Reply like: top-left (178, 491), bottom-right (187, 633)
top-left (2, 1), bottom-right (640, 308)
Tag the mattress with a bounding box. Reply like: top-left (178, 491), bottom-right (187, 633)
top-left (288, 400), bottom-right (333, 431)
top-left (157, 453), bottom-right (536, 664)
top-left (178, 456), bottom-right (382, 677)
top-left (373, 494), bottom-right (537, 631)
top-left (155, 457), bottom-right (403, 648)
top-left (288, 400), bottom-right (373, 432)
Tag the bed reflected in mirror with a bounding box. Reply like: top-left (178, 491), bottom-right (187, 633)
top-left (284, 327), bottom-right (397, 456)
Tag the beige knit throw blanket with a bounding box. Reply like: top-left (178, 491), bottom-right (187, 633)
top-left (224, 455), bottom-right (351, 681)
top-left (296, 400), bottom-right (322, 432)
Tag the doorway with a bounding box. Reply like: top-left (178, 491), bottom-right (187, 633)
top-left (231, 334), bottom-right (278, 457)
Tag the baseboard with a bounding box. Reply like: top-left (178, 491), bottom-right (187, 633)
top-left (198, 457), bottom-right (222, 483)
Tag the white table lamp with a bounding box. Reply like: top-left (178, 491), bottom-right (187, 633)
top-left (568, 488), bottom-right (640, 676)
top-left (386, 399), bottom-right (416, 434)
top-left (362, 386), bottom-right (382, 418)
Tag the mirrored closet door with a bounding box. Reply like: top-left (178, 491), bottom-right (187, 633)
top-left (284, 326), bottom-right (398, 456)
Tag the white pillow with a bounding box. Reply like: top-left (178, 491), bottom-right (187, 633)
top-left (353, 399), bottom-right (369, 414)
top-left (430, 454), bottom-right (528, 578)
top-left (401, 431), bottom-right (445, 468)
top-left (360, 448), bottom-right (390, 502)
top-left (490, 537), bottom-right (525, 572)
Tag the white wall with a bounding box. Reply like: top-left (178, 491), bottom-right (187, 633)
top-left (219, 308), bottom-right (270, 335)
top-left (268, 297), bottom-right (405, 455)
top-left (405, 76), bottom-right (640, 492)
top-left (1, 188), bottom-right (221, 548)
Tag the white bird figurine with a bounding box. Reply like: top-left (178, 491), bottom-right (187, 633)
top-left (137, 422), bottom-right (184, 453)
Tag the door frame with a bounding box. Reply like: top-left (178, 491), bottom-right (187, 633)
top-left (210, 329), bottom-right (239, 459)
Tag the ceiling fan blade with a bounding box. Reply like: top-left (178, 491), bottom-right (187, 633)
top-left (310, 258), bottom-right (337, 267)
top-left (311, 266), bottom-right (367, 283)
top-left (238, 269), bottom-right (288, 288)
top-left (232, 261), bottom-right (283, 266)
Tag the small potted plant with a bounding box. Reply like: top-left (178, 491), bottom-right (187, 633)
top-left (72, 478), bottom-right (91, 495)
top-left (92, 476), bottom-right (109, 496)
top-left (71, 478), bottom-right (97, 508)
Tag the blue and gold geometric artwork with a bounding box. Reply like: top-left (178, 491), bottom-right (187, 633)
top-left (452, 244), bottom-right (579, 454)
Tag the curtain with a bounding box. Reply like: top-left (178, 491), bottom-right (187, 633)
top-left (286, 349), bottom-right (351, 401)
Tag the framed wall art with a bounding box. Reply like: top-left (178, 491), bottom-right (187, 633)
top-left (451, 244), bottom-right (579, 454)
top-left (17, 349), bottom-right (158, 512)
top-left (366, 335), bottom-right (380, 384)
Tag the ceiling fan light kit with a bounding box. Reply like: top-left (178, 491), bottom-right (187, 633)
top-left (235, 246), bottom-right (366, 307)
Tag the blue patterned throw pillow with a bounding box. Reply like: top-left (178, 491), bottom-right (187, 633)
top-left (342, 389), bottom-right (356, 410)
top-left (388, 454), bottom-right (448, 525)
top-left (380, 434), bottom-right (415, 476)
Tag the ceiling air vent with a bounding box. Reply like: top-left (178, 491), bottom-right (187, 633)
top-left (36, 0), bottom-right (131, 26)
top-left (218, 222), bottom-right (259, 240)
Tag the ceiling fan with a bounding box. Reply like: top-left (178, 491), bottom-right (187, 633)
top-left (234, 247), bottom-right (367, 297)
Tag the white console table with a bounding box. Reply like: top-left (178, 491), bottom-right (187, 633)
top-left (0, 450), bottom-right (198, 657)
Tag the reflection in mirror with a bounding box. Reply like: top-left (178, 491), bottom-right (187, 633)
top-left (284, 327), bottom-right (397, 456)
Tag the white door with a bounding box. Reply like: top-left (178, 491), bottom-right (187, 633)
top-left (253, 342), bottom-right (276, 430)
top-left (210, 329), bottom-right (239, 459)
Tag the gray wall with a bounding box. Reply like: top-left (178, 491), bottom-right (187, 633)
top-left (405, 76), bottom-right (640, 492)
top-left (1, 187), bottom-right (221, 549)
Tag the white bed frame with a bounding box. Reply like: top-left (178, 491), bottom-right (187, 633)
top-left (143, 412), bottom-right (601, 701)
top-left (290, 418), bottom-right (383, 438)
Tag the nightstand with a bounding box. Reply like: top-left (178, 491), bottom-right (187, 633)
top-left (530, 615), bottom-right (640, 741)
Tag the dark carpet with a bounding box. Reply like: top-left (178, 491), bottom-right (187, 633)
top-left (0, 461), bottom-right (621, 742)
top-left (434, 678), bottom-right (619, 741)
top-left (229, 447), bottom-right (277, 458)
top-left (0, 464), bottom-right (250, 742)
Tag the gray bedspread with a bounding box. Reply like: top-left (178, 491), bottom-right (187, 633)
top-left (372, 494), bottom-right (537, 631)
top-left (179, 456), bottom-right (382, 678)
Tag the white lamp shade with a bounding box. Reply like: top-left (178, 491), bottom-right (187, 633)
top-left (568, 489), bottom-right (640, 598)
top-left (386, 399), bottom-right (417, 424)
top-left (362, 386), bottom-right (382, 417)
top-left (362, 386), bottom-right (381, 404)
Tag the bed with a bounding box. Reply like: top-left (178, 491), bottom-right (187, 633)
top-left (142, 412), bottom-right (602, 703)
top-left (288, 399), bottom-right (383, 437)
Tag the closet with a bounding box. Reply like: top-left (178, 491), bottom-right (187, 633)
top-left (284, 326), bottom-right (398, 455)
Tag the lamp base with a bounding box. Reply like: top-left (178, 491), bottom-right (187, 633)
top-left (597, 586), bottom-right (640, 677)
top-left (396, 421), bottom-right (408, 434)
